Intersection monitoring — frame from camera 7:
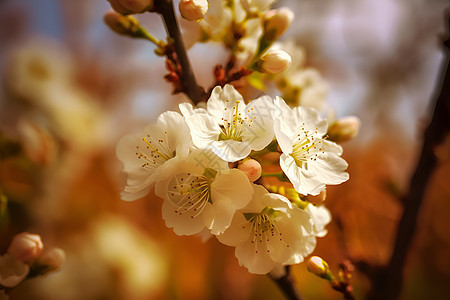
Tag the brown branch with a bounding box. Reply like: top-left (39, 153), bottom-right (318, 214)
top-left (156, 0), bottom-right (205, 104)
top-left (368, 13), bottom-right (450, 300)
top-left (269, 266), bottom-right (304, 300)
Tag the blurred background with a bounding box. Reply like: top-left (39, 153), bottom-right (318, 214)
top-left (0, 0), bottom-right (449, 299)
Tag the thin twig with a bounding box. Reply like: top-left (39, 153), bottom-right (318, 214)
top-left (157, 0), bottom-right (205, 103)
top-left (368, 13), bottom-right (450, 300)
top-left (270, 266), bottom-right (304, 300)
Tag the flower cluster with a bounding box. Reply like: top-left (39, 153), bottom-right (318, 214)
top-left (117, 84), bottom-right (349, 274)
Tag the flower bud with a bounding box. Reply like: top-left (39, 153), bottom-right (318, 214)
top-left (263, 7), bottom-right (294, 40)
top-left (7, 232), bottom-right (43, 264)
top-left (107, 0), bottom-right (133, 15)
top-left (327, 116), bottom-right (360, 143)
top-left (119, 0), bottom-right (153, 14)
top-left (238, 159), bottom-right (262, 182)
top-left (32, 247), bottom-right (65, 275)
top-left (307, 256), bottom-right (330, 278)
top-left (179, 0), bottom-right (208, 21)
top-left (259, 49), bottom-right (291, 74)
top-left (104, 10), bottom-right (140, 36)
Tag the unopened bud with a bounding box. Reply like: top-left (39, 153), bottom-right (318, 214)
top-left (104, 10), bottom-right (140, 36)
top-left (119, 0), bottom-right (153, 14)
top-left (260, 49), bottom-right (291, 74)
top-left (179, 0), bottom-right (208, 21)
top-left (107, 0), bottom-right (133, 15)
top-left (32, 247), bottom-right (65, 275)
top-left (307, 256), bottom-right (331, 279)
top-left (238, 159), bottom-right (262, 182)
top-left (328, 116), bottom-right (360, 143)
top-left (263, 7), bottom-right (294, 40)
top-left (7, 232), bottom-right (43, 264)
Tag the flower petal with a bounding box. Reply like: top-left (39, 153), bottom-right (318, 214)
top-left (185, 113), bottom-right (221, 149)
top-left (242, 96), bottom-right (274, 151)
top-left (210, 140), bottom-right (251, 162)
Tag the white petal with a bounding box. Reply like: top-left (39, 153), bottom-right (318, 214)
top-left (274, 118), bottom-right (293, 155)
top-left (211, 169), bottom-right (253, 210)
top-left (186, 149), bottom-right (229, 173)
top-left (161, 197), bottom-right (205, 236)
top-left (157, 111), bottom-right (191, 156)
top-left (216, 213), bottom-right (252, 246)
top-left (210, 140), bottom-right (251, 162)
top-left (306, 204), bottom-right (331, 237)
top-left (280, 154), bottom-right (325, 195)
top-left (322, 140), bottom-right (343, 155)
top-left (235, 237), bottom-right (276, 274)
top-left (185, 113), bottom-right (221, 148)
top-left (207, 85), bottom-right (244, 123)
top-left (308, 152), bottom-right (349, 185)
top-left (202, 201), bottom-right (236, 235)
top-left (242, 96), bottom-right (274, 151)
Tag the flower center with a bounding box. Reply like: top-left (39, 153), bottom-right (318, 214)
top-left (219, 100), bottom-right (244, 142)
top-left (135, 133), bottom-right (174, 170)
top-left (291, 124), bottom-right (323, 168)
top-left (243, 207), bottom-right (290, 254)
top-left (167, 171), bottom-right (214, 219)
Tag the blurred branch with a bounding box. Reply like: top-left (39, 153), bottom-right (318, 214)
top-left (368, 12), bottom-right (450, 300)
top-left (156, 0), bottom-right (205, 104)
top-left (270, 266), bottom-right (304, 300)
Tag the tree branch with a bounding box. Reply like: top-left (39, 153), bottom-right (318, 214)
top-left (157, 0), bottom-right (205, 103)
top-left (368, 13), bottom-right (450, 300)
top-left (270, 266), bottom-right (304, 300)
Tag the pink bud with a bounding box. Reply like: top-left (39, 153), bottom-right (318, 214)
top-left (7, 232), bottom-right (43, 264)
top-left (33, 247), bottom-right (66, 275)
top-left (238, 159), bottom-right (262, 182)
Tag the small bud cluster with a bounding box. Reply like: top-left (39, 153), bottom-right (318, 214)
top-left (0, 233), bottom-right (65, 290)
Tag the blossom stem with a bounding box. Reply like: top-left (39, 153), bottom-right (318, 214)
top-left (261, 172), bottom-right (289, 182)
top-left (157, 0), bottom-right (205, 103)
top-left (270, 266), bottom-right (304, 300)
top-left (367, 14), bottom-right (450, 300)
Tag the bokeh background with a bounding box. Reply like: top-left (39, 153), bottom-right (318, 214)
top-left (0, 0), bottom-right (449, 299)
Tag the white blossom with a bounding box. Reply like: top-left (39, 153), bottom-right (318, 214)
top-left (155, 150), bottom-right (253, 236)
top-left (116, 111), bottom-right (191, 201)
top-left (217, 184), bottom-right (316, 274)
top-left (274, 97), bottom-right (349, 195)
top-left (181, 84), bottom-right (274, 162)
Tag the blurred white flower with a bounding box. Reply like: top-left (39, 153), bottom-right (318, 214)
top-left (116, 111), bottom-right (191, 201)
top-left (217, 185), bottom-right (316, 274)
top-left (240, 0), bottom-right (276, 14)
top-left (305, 204), bottom-right (331, 238)
top-left (274, 97), bottom-right (349, 195)
top-left (156, 149), bottom-right (253, 235)
top-left (181, 84), bottom-right (274, 162)
top-left (0, 254), bottom-right (29, 288)
top-left (263, 7), bottom-right (294, 40)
